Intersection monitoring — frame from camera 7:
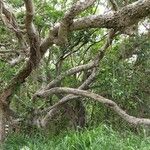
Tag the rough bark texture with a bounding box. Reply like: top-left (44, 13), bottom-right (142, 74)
top-left (71, 0), bottom-right (150, 30)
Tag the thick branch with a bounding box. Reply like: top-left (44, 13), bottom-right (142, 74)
top-left (36, 67), bottom-right (97, 116)
top-left (57, 0), bottom-right (96, 45)
top-left (24, 0), bottom-right (35, 36)
top-left (71, 0), bottom-right (150, 31)
top-left (45, 61), bottom-right (96, 90)
top-left (0, 1), bottom-right (21, 33)
top-left (0, 29), bottom-right (54, 107)
top-left (43, 0), bottom-right (150, 49)
top-left (24, 0), bottom-right (40, 67)
top-left (33, 30), bottom-right (116, 126)
top-left (37, 87), bottom-right (150, 126)
top-left (1, 0), bottom-right (150, 113)
top-left (0, 0), bottom-right (41, 105)
top-left (35, 29), bottom-right (115, 95)
top-left (0, 0), bottom-right (27, 54)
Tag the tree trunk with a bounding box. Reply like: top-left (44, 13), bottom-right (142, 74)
top-left (0, 103), bottom-right (5, 143)
top-left (73, 99), bottom-right (86, 129)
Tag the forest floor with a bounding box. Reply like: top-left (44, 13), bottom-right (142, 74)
top-left (2, 125), bottom-right (150, 150)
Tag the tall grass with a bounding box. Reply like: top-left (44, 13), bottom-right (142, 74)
top-left (2, 125), bottom-right (150, 150)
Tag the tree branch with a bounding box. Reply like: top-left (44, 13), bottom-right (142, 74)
top-left (71, 0), bottom-right (150, 31)
top-left (0, 0), bottom-right (41, 106)
top-left (36, 67), bottom-right (97, 116)
top-left (32, 29), bottom-right (116, 127)
top-left (37, 87), bottom-right (150, 126)
top-left (1, 0), bottom-right (150, 118)
top-left (109, 0), bottom-right (118, 11)
top-left (0, 0), bottom-right (27, 54)
top-left (57, 0), bottom-right (96, 45)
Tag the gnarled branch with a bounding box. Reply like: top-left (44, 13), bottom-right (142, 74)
top-left (57, 0), bottom-right (96, 45)
top-left (37, 87), bottom-right (150, 126)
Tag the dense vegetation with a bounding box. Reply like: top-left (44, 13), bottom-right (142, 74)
top-left (0, 0), bottom-right (150, 149)
top-left (3, 125), bottom-right (150, 150)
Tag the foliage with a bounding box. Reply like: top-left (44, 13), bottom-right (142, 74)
top-left (2, 125), bottom-right (150, 150)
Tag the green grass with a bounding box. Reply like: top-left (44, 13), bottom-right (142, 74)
top-left (2, 125), bottom-right (150, 150)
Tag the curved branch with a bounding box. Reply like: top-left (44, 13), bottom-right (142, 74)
top-left (1, 0), bottom-right (150, 114)
top-left (0, 0), bottom-right (42, 105)
top-left (37, 87), bottom-right (150, 126)
top-left (57, 0), bottom-right (96, 45)
top-left (71, 0), bottom-right (150, 31)
top-left (32, 29), bottom-right (116, 127)
top-left (35, 29), bottom-right (115, 95)
top-left (43, 0), bottom-right (150, 49)
top-left (36, 67), bottom-right (97, 116)
top-left (45, 61), bottom-right (96, 90)
top-left (0, 0), bottom-right (27, 54)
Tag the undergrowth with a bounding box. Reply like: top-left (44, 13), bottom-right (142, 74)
top-left (2, 125), bottom-right (150, 150)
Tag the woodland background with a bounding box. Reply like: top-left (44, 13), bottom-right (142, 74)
top-left (0, 0), bottom-right (150, 149)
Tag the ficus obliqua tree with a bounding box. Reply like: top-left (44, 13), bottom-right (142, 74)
top-left (0, 0), bottom-right (150, 142)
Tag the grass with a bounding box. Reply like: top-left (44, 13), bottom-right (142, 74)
top-left (2, 125), bottom-right (150, 150)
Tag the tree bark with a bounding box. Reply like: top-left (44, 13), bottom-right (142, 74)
top-left (0, 103), bottom-right (5, 143)
top-left (74, 99), bottom-right (86, 129)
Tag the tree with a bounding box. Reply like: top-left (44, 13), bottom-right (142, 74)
top-left (0, 0), bottom-right (150, 142)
